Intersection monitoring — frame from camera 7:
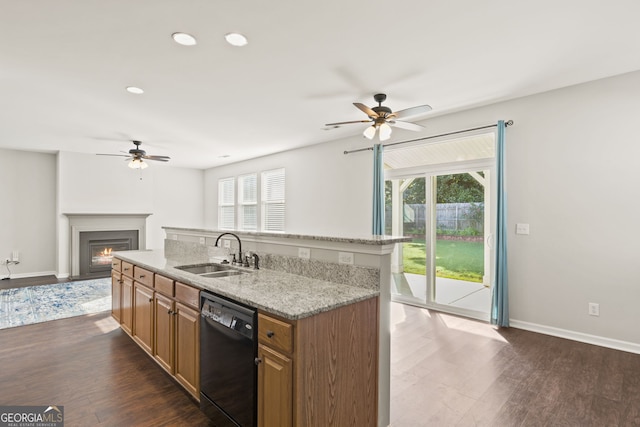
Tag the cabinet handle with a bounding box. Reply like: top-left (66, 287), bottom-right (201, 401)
top-left (266, 331), bottom-right (275, 338)
top-left (254, 357), bottom-right (262, 365)
top-left (118, 280), bottom-right (123, 284)
top-left (124, 267), bottom-right (130, 271)
top-left (172, 312), bottom-right (178, 316)
top-left (148, 298), bottom-right (153, 302)
top-left (139, 274), bottom-right (145, 278)
top-left (168, 309), bottom-right (173, 315)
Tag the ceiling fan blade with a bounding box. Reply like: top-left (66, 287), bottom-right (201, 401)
top-left (389, 120), bottom-right (424, 131)
top-left (324, 119), bottom-right (372, 126)
top-left (143, 155), bottom-right (171, 162)
top-left (353, 102), bottom-right (378, 118)
top-left (96, 153), bottom-right (130, 157)
top-left (392, 104), bottom-right (432, 120)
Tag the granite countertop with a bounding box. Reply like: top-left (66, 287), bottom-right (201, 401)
top-left (163, 226), bottom-right (411, 245)
top-left (113, 250), bottom-right (378, 320)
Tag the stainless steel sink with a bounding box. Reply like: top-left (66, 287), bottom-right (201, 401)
top-left (200, 270), bottom-right (245, 278)
top-left (174, 263), bottom-right (247, 278)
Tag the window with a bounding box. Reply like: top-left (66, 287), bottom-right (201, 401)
top-left (238, 174), bottom-right (257, 230)
top-left (261, 168), bottom-right (285, 232)
top-left (218, 177), bottom-right (235, 230)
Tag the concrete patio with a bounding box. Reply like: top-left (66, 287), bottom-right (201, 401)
top-left (392, 272), bottom-right (490, 314)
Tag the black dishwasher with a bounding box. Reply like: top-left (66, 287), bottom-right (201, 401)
top-left (200, 290), bottom-right (257, 427)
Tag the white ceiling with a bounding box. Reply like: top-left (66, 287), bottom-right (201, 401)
top-left (1, 0), bottom-right (639, 169)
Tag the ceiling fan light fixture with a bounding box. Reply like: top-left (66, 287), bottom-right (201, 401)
top-left (379, 123), bottom-right (392, 141)
top-left (363, 125), bottom-right (377, 140)
top-left (172, 32), bottom-right (197, 46)
top-left (225, 32), bottom-right (248, 47)
top-left (128, 158), bottom-right (148, 169)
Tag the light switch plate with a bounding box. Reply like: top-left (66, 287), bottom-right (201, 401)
top-left (516, 223), bottom-right (530, 235)
top-left (298, 248), bottom-right (311, 259)
top-left (339, 252), bottom-right (354, 265)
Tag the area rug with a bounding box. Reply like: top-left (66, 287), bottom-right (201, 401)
top-left (0, 278), bottom-right (111, 330)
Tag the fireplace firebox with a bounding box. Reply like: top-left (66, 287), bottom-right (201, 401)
top-left (79, 230), bottom-right (138, 278)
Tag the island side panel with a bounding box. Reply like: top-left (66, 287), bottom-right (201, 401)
top-left (295, 296), bottom-right (379, 427)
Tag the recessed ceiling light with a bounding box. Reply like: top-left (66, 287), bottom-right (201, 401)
top-left (172, 32), bottom-right (197, 46)
top-left (126, 86), bottom-right (144, 94)
top-left (224, 32), bottom-right (248, 47)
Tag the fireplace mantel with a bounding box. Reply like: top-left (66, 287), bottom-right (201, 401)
top-left (64, 213), bottom-right (151, 278)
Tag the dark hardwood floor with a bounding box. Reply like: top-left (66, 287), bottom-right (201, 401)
top-left (0, 312), bottom-right (213, 426)
top-left (0, 274), bottom-right (71, 290)
top-left (390, 302), bottom-right (640, 426)
top-left (3, 274), bottom-right (640, 426)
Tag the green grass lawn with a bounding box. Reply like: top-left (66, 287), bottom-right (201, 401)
top-left (403, 239), bottom-right (484, 282)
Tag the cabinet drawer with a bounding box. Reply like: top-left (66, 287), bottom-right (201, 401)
top-left (175, 282), bottom-right (199, 309)
top-left (133, 266), bottom-right (154, 288)
top-left (258, 313), bottom-right (293, 354)
top-left (155, 274), bottom-right (175, 297)
top-left (112, 258), bottom-right (122, 272)
top-left (121, 261), bottom-right (134, 278)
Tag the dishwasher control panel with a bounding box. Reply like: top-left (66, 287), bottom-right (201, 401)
top-left (202, 297), bottom-right (254, 339)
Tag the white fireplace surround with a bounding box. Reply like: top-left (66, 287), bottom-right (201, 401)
top-left (65, 213), bottom-right (151, 278)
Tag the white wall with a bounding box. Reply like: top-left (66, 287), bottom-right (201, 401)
top-left (204, 138), bottom-right (373, 236)
top-left (203, 70), bottom-right (640, 349)
top-left (56, 151), bottom-right (204, 276)
top-left (0, 148), bottom-right (57, 277)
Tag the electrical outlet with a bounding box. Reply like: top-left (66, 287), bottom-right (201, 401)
top-left (338, 252), bottom-right (354, 265)
top-left (223, 239), bottom-right (231, 248)
top-left (172, 234), bottom-right (178, 240)
top-left (588, 302), bottom-right (600, 316)
top-left (11, 250), bottom-right (19, 262)
top-left (199, 237), bottom-right (206, 245)
top-left (516, 223), bottom-right (530, 235)
top-left (298, 248), bottom-right (311, 259)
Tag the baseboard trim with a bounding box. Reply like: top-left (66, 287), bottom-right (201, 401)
top-left (1, 270), bottom-right (58, 280)
top-left (510, 319), bottom-right (640, 355)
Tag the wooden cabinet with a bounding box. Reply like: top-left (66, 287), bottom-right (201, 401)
top-left (154, 292), bottom-right (174, 373)
top-left (258, 297), bottom-right (379, 427)
top-left (121, 275), bottom-right (134, 335)
top-left (112, 259), bottom-right (201, 400)
top-left (133, 281), bottom-right (154, 355)
top-left (111, 271), bottom-right (122, 323)
top-left (174, 301), bottom-right (200, 398)
top-left (258, 343), bottom-right (293, 427)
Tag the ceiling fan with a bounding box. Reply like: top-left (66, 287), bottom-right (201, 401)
top-left (325, 93), bottom-right (432, 141)
top-left (97, 140), bottom-right (170, 169)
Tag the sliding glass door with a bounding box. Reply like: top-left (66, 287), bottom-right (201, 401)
top-left (386, 132), bottom-right (496, 320)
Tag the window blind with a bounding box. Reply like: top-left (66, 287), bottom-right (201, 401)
top-left (261, 168), bottom-right (285, 231)
top-left (238, 174), bottom-right (257, 230)
top-left (218, 177), bottom-right (235, 230)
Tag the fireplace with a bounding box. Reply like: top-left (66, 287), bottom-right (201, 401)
top-left (79, 230), bottom-right (139, 278)
top-left (65, 213), bottom-right (151, 280)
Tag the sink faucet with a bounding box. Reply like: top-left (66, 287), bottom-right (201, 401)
top-left (215, 232), bottom-right (242, 265)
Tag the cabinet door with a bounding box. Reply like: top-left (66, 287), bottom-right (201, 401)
top-left (133, 282), bottom-right (154, 354)
top-left (154, 293), bottom-right (175, 373)
top-left (121, 276), bottom-right (134, 335)
top-left (258, 344), bottom-right (292, 427)
top-left (111, 272), bottom-right (122, 323)
top-left (174, 302), bottom-right (200, 399)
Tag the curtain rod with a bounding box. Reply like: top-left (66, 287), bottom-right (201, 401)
top-left (343, 120), bottom-right (514, 155)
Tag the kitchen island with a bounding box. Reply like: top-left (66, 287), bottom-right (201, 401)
top-left (113, 249), bottom-right (378, 320)
top-left (112, 229), bottom-right (408, 427)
